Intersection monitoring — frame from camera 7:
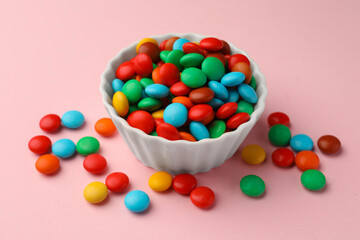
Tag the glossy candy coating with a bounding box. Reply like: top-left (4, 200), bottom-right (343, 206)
top-left (145, 84), bottom-right (169, 98)
top-left (295, 151), bottom-right (320, 171)
top-left (241, 144), bottom-right (266, 164)
top-left (179, 132), bottom-right (196, 141)
top-left (232, 62), bottom-right (252, 84)
top-left (163, 103), bottom-right (188, 127)
top-left (180, 53), bottom-right (204, 67)
top-left (173, 174), bottom-right (197, 194)
top-left (301, 169), bottom-right (326, 191)
top-left (166, 50), bottom-right (185, 71)
top-left (156, 123), bottom-right (180, 140)
top-left (140, 78), bottom-right (154, 88)
top-left (271, 148), bottom-right (295, 167)
top-left (208, 120), bottom-right (226, 138)
top-left (134, 53), bottom-right (153, 77)
top-left (35, 154), bottom-right (60, 174)
top-left (199, 37), bottom-right (223, 52)
top-left (225, 88), bottom-right (240, 103)
top-left (124, 190), bottom-right (150, 213)
top-left (220, 40), bottom-right (231, 55)
top-left (170, 81), bottom-right (191, 96)
top-left (136, 38), bottom-right (158, 53)
top-left (138, 97), bottom-right (162, 112)
top-left (206, 52), bottom-right (226, 67)
top-left (208, 81), bottom-right (229, 100)
top-left (112, 91), bottom-right (129, 117)
top-left (83, 154), bottom-right (107, 174)
top-left (151, 109), bottom-right (164, 119)
top-left (190, 186), bottom-right (215, 208)
top-left (138, 42), bottom-right (160, 63)
top-left (249, 76), bottom-right (257, 90)
top-left (189, 121), bottom-right (209, 141)
top-left (173, 38), bottom-right (190, 51)
top-left (181, 67), bottom-right (207, 88)
top-left (28, 135), bottom-right (52, 155)
top-left (122, 79), bottom-right (142, 104)
top-left (39, 114), bottom-right (61, 132)
top-left (216, 102), bottom-right (238, 119)
top-left (105, 172), bottom-right (129, 193)
top-left (95, 118), bottom-right (116, 136)
top-left (115, 61), bottom-right (135, 81)
top-left (189, 104), bottom-right (213, 121)
top-left (228, 54), bottom-right (250, 70)
top-left (290, 134), bottom-right (314, 152)
top-left (207, 98), bottom-right (224, 110)
top-left (238, 83), bottom-right (258, 104)
top-left (83, 182), bottom-right (108, 204)
top-left (221, 72), bottom-right (245, 87)
top-left (236, 100), bottom-right (254, 115)
top-left (148, 171), bottom-right (172, 192)
top-left (159, 63), bottom-right (180, 87)
top-left (127, 110), bottom-right (155, 134)
top-left (52, 138), bottom-right (76, 158)
top-left (317, 135), bottom-right (341, 154)
top-left (172, 96), bottom-right (194, 109)
top-left (268, 112), bottom-right (290, 127)
top-left (164, 37), bottom-right (179, 51)
top-left (154, 118), bottom-right (165, 127)
top-left (62, 110), bottom-right (84, 129)
top-left (112, 78), bottom-right (124, 92)
top-left (268, 124), bottom-right (291, 146)
top-left (201, 111), bottom-right (215, 125)
top-left (189, 87), bottom-right (214, 104)
top-left (226, 112), bottom-right (250, 129)
top-left (76, 137), bottom-right (100, 156)
top-left (240, 175), bottom-right (265, 197)
top-left (201, 57), bottom-right (225, 81)
top-left (183, 42), bottom-right (205, 55)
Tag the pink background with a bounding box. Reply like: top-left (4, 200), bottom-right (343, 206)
top-left (1, 0), bottom-right (359, 239)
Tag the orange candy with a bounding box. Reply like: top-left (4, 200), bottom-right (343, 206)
top-left (179, 132), bottom-right (197, 141)
top-left (35, 154), bottom-right (60, 174)
top-left (172, 96), bottom-right (194, 109)
top-left (152, 67), bottom-right (161, 84)
top-left (95, 118), bottom-right (117, 136)
top-left (295, 151), bottom-right (320, 171)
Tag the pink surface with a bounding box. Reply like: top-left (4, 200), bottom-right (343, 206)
top-left (1, 0), bottom-right (359, 239)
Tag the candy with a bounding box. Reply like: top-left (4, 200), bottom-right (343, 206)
top-left (76, 136), bottom-right (100, 156)
top-left (201, 111), bottom-right (215, 125)
top-left (159, 63), bottom-right (180, 87)
top-left (180, 53), bottom-right (204, 67)
top-left (138, 97), bottom-right (162, 111)
top-left (172, 96), bottom-right (194, 109)
top-left (83, 182), bottom-right (108, 204)
top-left (145, 84), bottom-right (170, 98)
top-left (95, 118), bottom-right (116, 136)
top-left (226, 112), bottom-right (250, 129)
top-left (295, 151), bottom-right (320, 171)
top-left (140, 78), bottom-right (154, 88)
top-left (163, 103), bottom-right (188, 127)
top-left (232, 62), bottom-right (252, 84)
top-left (134, 53), bottom-right (153, 77)
top-left (240, 175), bottom-right (265, 197)
top-left (317, 135), bottom-right (341, 154)
top-left (179, 132), bottom-right (196, 141)
top-left (226, 89), bottom-right (240, 103)
top-left (148, 171), bottom-right (172, 191)
top-left (35, 154), bottom-right (60, 174)
top-left (127, 110), bottom-right (155, 134)
top-left (268, 124), bottom-right (291, 146)
top-left (138, 42), bottom-right (160, 63)
top-left (173, 38), bottom-right (190, 51)
top-left (208, 120), bottom-right (226, 138)
top-left (268, 112), bottom-right (290, 127)
top-left (105, 172), bottom-right (129, 193)
top-left (301, 169), bottom-right (326, 191)
top-left (39, 114), bottom-right (61, 132)
top-left (136, 37), bottom-right (158, 53)
top-left (189, 104), bottom-right (213, 122)
top-left (201, 57), bottom-right (225, 81)
top-left (238, 83), bottom-right (258, 104)
top-left (61, 110), bottom-right (85, 129)
top-left (199, 37), bottom-right (223, 52)
top-left (112, 78), bottom-right (124, 92)
top-left (170, 81), bottom-right (191, 96)
top-left (236, 100), bottom-right (254, 115)
top-left (221, 72), bottom-right (245, 87)
top-left (241, 144), bottom-right (266, 164)
top-left (220, 40), bottom-right (231, 55)
top-left (208, 81), bottom-right (229, 100)
top-left (124, 190), bottom-right (150, 213)
top-left (271, 148), bottom-right (295, 167)
top-left (249, 76), bottom-right (257, 90)
top-left (228, 54), bottom-right (250, 70)
top-left (115, 61), bottom-right (135, 81)
top-left (290, 134), bottom-right (314, 152)
top-left (164, 37), bottom-right (179, 51)
top-left (160, 50), bottom-right (170, 62)
top-left (190, 186), bottom-right (215, 208)
top-left (181, 67), bottom-right (207, 88)
top-left (112, 91), bottom-right (129, 117)
top-left (83, 154), bottom-right (107, 174)
top-left (173, 174), bottom-right (197, 194)
top-left (207, 98), bottom-right (224, 110)
top-left (154, 118), bottom-right (164, 126)
top-left (151, 109), bottom-right (164, 119)
top-left (128, 105), bottom-right (139, 114)
top-left (156, 123), bottom-right (181, 140)
top-left (122, 79), bottom-right (142, 104)
top-left (166, 50), bottom-right (185, 71)
top-left (189, 87), bottom-right (214, 104)
top-left (183, 42), bottom-right (205, 55)
top-left (216, 102), bottom-right (238, 119)
top-left (206, 52), bottom-right (227, 67)
top-left (189, 121), bottom-right (209, 141)
top-left (28, 135), bottom-right (51, 155)
top-left (52, 139), bottom-right (76, 158)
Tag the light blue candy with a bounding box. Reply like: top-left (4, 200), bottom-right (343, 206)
top-left (124, 190), bottom-right (150, 213)
top-left (145, 84), bottom-right (170, 98)
top-left (163, 103), bottom-right (188, 127)
top-left (112, 78), bottom-right (124, 92)
top-left (208, 81), bottom-right (229, 100)
top-left (172, 38), bottom-right (190, 51)
top-left (221, 72), bottom-right (245, 87)
top-left (189, 121), bottom-right (209, 141)
top-left (225, 88), bottom-right (240, 103)
top-left (52, 139), bottom-right (76, 158)
top-left (290, 134), bottom-right (314, 152)
top-left (62, 110), bottom-right (85, 129)
top-left (238, 84), bottom-right (258, 104)
top-left (208, 98), bottom-right (224, 110)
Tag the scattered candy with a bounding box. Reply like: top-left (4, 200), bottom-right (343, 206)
top-left (290, 134), bottom-right (314, 152)
top-left (61, 110), bottom-right (85, 129)
top-left (268, 124), bottom-right (291, 146)
top-left (268, 112), bottom-right (290, 127)
top-left (76, 136), bottom-right (100, 156)
top-left (148, 171), bottom-right (172, 192)
top-left (83, 182), bottom-right (108, 204)
top-left (271, 148), bottom-right (295, 167)
top-left (83, 154), bottom-right (107, 174)
top-left (39, 114), bottom-right (61, 132)
top-left (124, 190), bottom-right (150, 213)
top-left (295, 151), bottom-right (320, 171)
top-left (317, 135), bottom-right (341, 154)
top-left (172, 174), bottom-right (197, 194)
top-left (35, 154), bottom-right (60, 174)
top-left (240, 175), bottom-right (265, 197)
top-left (105, 172), bottom-right (129, 193)
top-left (95, 118), bottom-right (116, 136)
top-left (28, 135), bottom-right (52, 155)
top-left (301, 169), bottom-right (326, 191)
top-left (52, 138), bottom-right (76, 158)
top-left (190, 186), bottom-right (215, 208)
top-left (241, 144), bottom-right (266, 165)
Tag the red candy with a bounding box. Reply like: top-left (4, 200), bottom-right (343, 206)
top-left (228, 54), bottom-right (250, 71)
top-left (115, 61), bottom-right (136, 81)
top-left (28, 135), bottom-right (52, 155)
top-left (199, 37), bottom-right (223, 52)
top-left (127, 110), bottom-right (155, 134)
top-left (189, 104), bottom-right (213, 121)
top-left (268, 112), bottom-right (290, 127)
top-left (271, 148), bottom-right (295, 167)
top-left (154, 118), bottom-right (165, 127)
top-left (39, 114), bottom-right (61, 132)
top-left (190, 186), bottom-right (215, 208)
top-left (226, 112), bottom-right (250, 129)
top-left (105, 172), bottom-right (129, 192)
top-left (170, 81), bottom-right (191, 96)
top-left (159, 40), bottom-right (168, 51)
top-left (133, 53), bottom-right (153, 77)
top-left (220, 40), bottom-right (231, 55)
top-left (216, 102), bottom-right (238, 119)
top-left (183, 42), bottom-right (205, 56)
top-left (160, 63), bottom-right (180, 87)
top-left (83, 154), bottom-right (107, 174)
top-left (173, 174), bottom-right (197, 194)
top-left (201, 111), bottom-right (215, 125)
top-left (156, 123), bottom-right (180, 140)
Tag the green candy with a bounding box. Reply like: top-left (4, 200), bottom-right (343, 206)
top-left (240, 175), bottom-right (265, 197)
top-left (138, 97), bottom-right (162, 112)
top-left (160, 50), bottom-right (170, 62)
top-left (150, 131), bottom-right (158, 136)
top-left (208, 120), bottom-right (226, 138)
top-left (268, 124), bottom-right (291, 146)
top-left (201, 57), bottom-right (225, 81)
top-left (181, 67), bottom-right (207, 88)
top-left (140, 78), bottom-right (154, 88)
top-left (76, 136), bottom-right (100, 156)
top-left (128, 105), bottom-right (139, 114)
top-left (166, 50), bottom-right (185, 71)
top-left (122, 79), bottom-right (142, 104)
top-left (249, 76), bottom-right (257, 90)
top-left (301, 170), bottom-right (326, 191)
top-left (236, 100), bottom-right (254, 115)
top-left (180, 53), bottom-right (205, 67)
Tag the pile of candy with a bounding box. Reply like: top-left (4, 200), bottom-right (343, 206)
top-left (111, 36), bottom-right (258, 141)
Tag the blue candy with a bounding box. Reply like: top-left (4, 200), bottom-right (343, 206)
top-left (62, 110), bottom-right (85, 129)
top-left (189, 121), bottom-right (209, 141)
top-left (172, 38), bottom-right (190, 51)
top-left (207, 98), bottom-right (225, 110)
top-left (124, 190), bottom-right (150, 213)
top-left (145, 84), bottom-right (169, 98)
top-left (141, 89), bottom-right (148, 99)
top-left (238, 84), bottom-right (258, 104)
top-left (290, 134), bottom-right (314, 152)
top-left (52, 139), bottom-right (76, 158)
top-left (225, 88), bottom-right (240, 103)
top-left (208, 81), bottom-right (229, 100)
top-left (221, 72), bottom-right (245, 87)
top-left (112, 78), bottom-right (124, 92)
top-left (163, 103), bottom-right (188, 127)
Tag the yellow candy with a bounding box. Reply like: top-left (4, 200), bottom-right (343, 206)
top-left (148, 171), bottom-right (172, 192)
top-left (136, 38), bottom-right (158, 53)
top-left (241, 144), bottom-right (266, 165)
top-left (152, 109), bottom-right (164, 119)
top-left (83, 182), bottom-right (108, 204)
top-left (112, 91), bottom-right (129, 117)
top-left (193, 42), bottom-right (199, 45)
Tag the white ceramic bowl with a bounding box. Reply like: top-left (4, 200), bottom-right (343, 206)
top-left (100, 33), bottom-right (267, 174)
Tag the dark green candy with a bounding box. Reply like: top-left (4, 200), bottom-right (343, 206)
top-left (301, 169), bottom-right (326, 191)
top-left (166, 50), bottom-right (185, 71)
top-left (128, 105), bottom-right (139, 115)
top-left (122, 79), bottom-right (142, 104)
top-left (268, 124), bottom-right (291, 146)
top-left (180, 53), bottom-right (205, 67)
top-left (76, 136), bottom-right (100, 156)
top-left (150, 131), bottom-right (158, 136)
top-left (240, 175), bottom-right (265, 197)
top-left (208, 120), bottom-right (226, 138)
top-left (201, 57), bottom-right (225, 81)
top-left (138, 97), bottom-right (162, 112)
top-left (249, 76), bottom-right (257, 90)
top-left (236, 100), bottom-right (254, 115)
